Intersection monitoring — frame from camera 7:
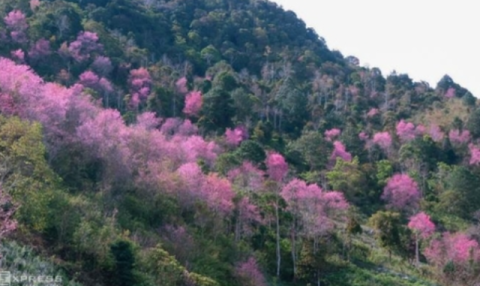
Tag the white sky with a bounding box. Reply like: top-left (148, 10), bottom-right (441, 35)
top-left (272, 0), bottom-right (480, 97)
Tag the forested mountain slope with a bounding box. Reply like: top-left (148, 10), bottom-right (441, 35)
top-left (0, 0), bottom-right (479, 285)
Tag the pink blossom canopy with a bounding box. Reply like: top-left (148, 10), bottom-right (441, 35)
top-left (381, 174), bottom-right (420, 210)
top-left (183, 90), bottom-right (202, 117)
top-left (265, 152), bottom-right (288, 182)
top-left (408, 212), bottom-right (435, 239)
top-left (372, 131), bottom-right (392, 151)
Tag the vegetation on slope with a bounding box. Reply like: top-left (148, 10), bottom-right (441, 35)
top-left (0, 0), bottom-right (479, 285)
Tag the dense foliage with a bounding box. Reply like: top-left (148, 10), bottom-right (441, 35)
top-left (0, 0), bottom-right (479, 285)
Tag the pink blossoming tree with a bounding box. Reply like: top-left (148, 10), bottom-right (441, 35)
top-left (28, 38), bottom-right (51, 63)
top-left (266, 152), bottom-right (288, 182)
top-left (429, 124), bottom-right (444, 142)
top-left (234, 197), bottom-right (262, 241)
top-left (234, 257), bottom-right (267, 286)
top-left (78, 70), bottom-right (114, 104)
top-left (4, 10), bottom-right (28, 44)
top-left (183, 90), bottom-right (202, 117)
top-left (201, 173), bottom-right (235, 217)
top-left (91, 56), bottom-right (113, 76)
top-left (469, 143), bottom-right (480, 165)
top-left (367, 108), bottom-right (379, 117)
top-left (408, 212), bottom-right (435, 264)
top-left (372, 131), bottom-right (392, 152)
top-left (68, 31), bottom-right (103, 63)
top-left (135, 112), bottom-right (162, 130)
top-left (76, 109), bottom-right (132, 186)
top-left (449, 129), bottom-right (471, 146)
top-left (280, 179), bottom-right (348, 278)
top-left (381, 174), bottom-right (420, 211)
top-left (176, 162), bottom-right (205, 207)
top-left (424, 232), bottom-right (480, 283)
top-left (225, 126), bottom-right (248, 147)
top-left (10, 49), bottom-right (24, 63)
top-left (329, 141), bottom-right (352, 167)
top-left (396, 120), bottom-right (416, 142)
top-left (175, 77), bottom-right (188, 94)
top-left (227, 161), bottom-right (264, 192)
top-left (444, 87), bottom-right (456, 98)
top-left (280, 178), bottom-right (308, 277)
top-left (324, 128), bottom-right (341, 141)
top-left (415, 124), bottom-right (426, 136)
top-left (128, 67), bottom-right (152, 108)
top-left (358, 131), bottom-right (369, 141)
top-left (265, 151), bottom-right (288, 277)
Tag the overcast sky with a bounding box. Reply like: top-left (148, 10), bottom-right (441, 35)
top-left (272, 0), bottom-right (480, 97)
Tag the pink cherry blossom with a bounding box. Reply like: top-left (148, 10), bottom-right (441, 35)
top-left (381, 174), bottom-right (420, 210)
top-left (4, 10), bottom-right (28, 43)
top-left (372, 131), bottom-right (392, 151)
top-left (91, 56), bottom-right (113, 76)
top-left (324, 128), bottom-right (341, 141)
top-left (28, 39), bottom-right (51, 62)
top-left (228, 161), bottom-right (264, 192)
top-left (201, 174), bottom-right (235, 216)
top-left (358, 131), bottom-right (369, 141)
top-left (424, 232), bottom-right (480, 266)
top-left (468, 143), bottom-right (480, 165)
top-left (415, 124), bottom-right (426, 136)
top-left (183, 90), bottom-right (202, 117)
top-left (265, 152), bottom-right (288, 182)
top-left (429, 124), bottom-right (444, 142)
top-left (10, 49), bottom-right (24, 63)
top-left (234, 257), bottom-right (267, 286)
top-left (408, 212), bottom-right (435, 239)
top-left (449, 129), bottom-right (471, 145)
top-left (225, 126), bottom-right (248, 146)
top-left (128, 67), bottom-right (151, 107)
top-left (444, 87), bottom-right (455, 98)
top-left (175, 77), bottom-right (188, 94)
top-left (68, 31), bottom-right (103, 62)
top-left (396, 120), bottom-right (416, 142)
top-left (329, 141), bottom-right (352, 165)
top-left (367, 108), bottom-right (379, 117)
top-left (135, 112), bottom-right (162, 130)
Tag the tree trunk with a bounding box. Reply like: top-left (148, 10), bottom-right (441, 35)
top-left (291, 220), bottom-right (297, 280)
top-left (234, 209), bottom-right (242, 243)
top-left (173, 94), bottom-right (177, 117)
top-left (415, 235), bottom-right (419, 265)
top-left (314, 237), bottom-right (321, 286)
top-left (275, 201), bottom-right (281, 280)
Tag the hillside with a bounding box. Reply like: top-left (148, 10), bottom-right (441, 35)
top-left (0, 0), bottom-right (479, 285)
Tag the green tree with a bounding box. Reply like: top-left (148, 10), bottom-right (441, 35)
top-left (438, 166), bottom-right (480, 219)
top-left (326, 157), bottom-right (367, 205)
top-left (466, 107), bottom-right (480, 139)
top-left (0, 116), bottom-right (59, 232)
top-left (230, 88), bottom-right (259, 123)
top-left (368, 211), bottom-right (405, 260)
top-left (201, 45), bottom-right (221, 66)
top-left (198, 86), bottom-right (234, 131)
top-left (286, 131), bottom-right (329, 173)
top-left (375, 160), bottom-right (393, 187)
top-left (234, 140), bottom-right (266, 165)
top-left (110, 240), bottom-right (136, 286)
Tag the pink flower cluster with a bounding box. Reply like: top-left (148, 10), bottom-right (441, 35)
top-left (324, 128), bottom-right (341, 141)
top-left (372, 131), bottom-right (392, 151)
top-left (408, 212), bottom-right (435, 239)
top-left (225, 126), bottom-right (248, 146)
top-left (329, 141), bottom-right (352, 165)
top-left (382, 174), bottom-right (420, 210)
top-left (183, 90), bottom-right (202, 117)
